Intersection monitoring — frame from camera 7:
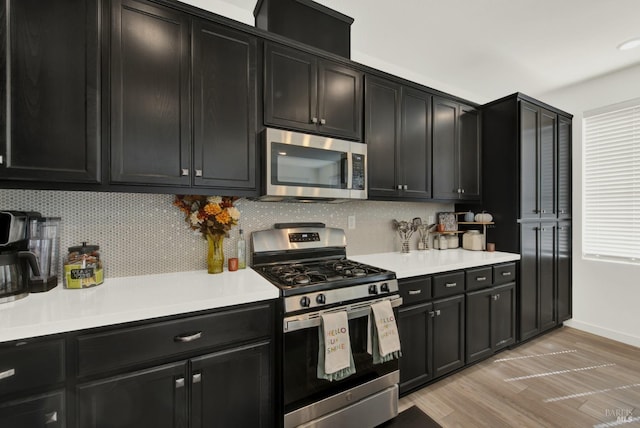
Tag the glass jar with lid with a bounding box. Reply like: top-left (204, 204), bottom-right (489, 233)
top-left (63, 242), bottom-right (104, 288)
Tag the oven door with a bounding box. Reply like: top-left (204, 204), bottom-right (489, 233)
top-left (282, 296), bottom-right (401, 427)
top-left (264, 128), bottom-right (366, 200)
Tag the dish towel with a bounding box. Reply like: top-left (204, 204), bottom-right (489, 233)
top-left (317, 311), bottom-right (356, 382)
top-left (368, 300), bottom-right (402, 364)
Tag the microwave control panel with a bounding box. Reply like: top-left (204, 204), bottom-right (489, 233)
top-left (352, 154), bottom-right (365, 190)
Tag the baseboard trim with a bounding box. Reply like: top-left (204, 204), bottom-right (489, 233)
top-left (565, 320), bottom-right (640, 348)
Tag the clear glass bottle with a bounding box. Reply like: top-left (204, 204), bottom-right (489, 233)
top-left (237, 229), bottom-right (246, 269)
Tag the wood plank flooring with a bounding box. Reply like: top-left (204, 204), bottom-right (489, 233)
top-left (399, 327), bottom-right (640, 427)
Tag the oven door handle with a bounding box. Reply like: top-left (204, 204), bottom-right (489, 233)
top-left (283, 296), bottom-right (403, 333)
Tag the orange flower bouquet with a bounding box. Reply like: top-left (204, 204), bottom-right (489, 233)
top-left (174, 195), bottom-right (240, 273)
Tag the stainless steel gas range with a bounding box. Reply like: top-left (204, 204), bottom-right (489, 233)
top-left (251, 223), bottom-right (402, 428)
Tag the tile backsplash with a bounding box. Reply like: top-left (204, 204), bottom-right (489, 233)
top-left (1, 190), bottom-right (452, 278)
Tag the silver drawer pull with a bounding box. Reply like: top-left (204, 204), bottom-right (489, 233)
top-left (445, 282), bottom-right (457, 288)
top-left (476, 276), bottom-right (487, 281)
top-left (0, 368), bottom-right (15, 380)
top-left (44, 411), bottom-right (58, 424)
top-left (192, 373), bottom-right (202, 384)
top-left (435, 310), bottom-right (441, 316)
top-left (501, 272), bottom-right (512, 277)
top-left (408, 290), bottom-right (422, 295)
top-left (174, 331), bottom-right (202, 343)
top-left (176, 378), bottom-right (185, 389)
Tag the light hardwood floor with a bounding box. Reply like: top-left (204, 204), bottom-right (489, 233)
top-left (399, 327), bottom-right (640, 427)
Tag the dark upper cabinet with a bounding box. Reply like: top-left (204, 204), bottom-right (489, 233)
top-left (109, 0), bottom-right (191, 186)
top-left (365, 76), bottom-right (431, 200)
top-left (557, 115), bottom-right (572, 219)
top-left (432, 97), bottom-right (480, 201)
top-left (264, 43), bottom-right (362, 140)
top-left (520, 100), bottom-right (557, 220)
top-left (192, 20), bottom-right (257, 191)
top-left (556, 221), bottom-right (572, 322)
top-left (0, 0), bottom-right (100, 184)
top-left (109, 0), bottom-right (258, 194)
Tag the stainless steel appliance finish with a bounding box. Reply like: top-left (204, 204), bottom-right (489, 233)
top-left (259, 128), bottom-right (367, 202)
top-left (251, 223), bottom-right (400, 427)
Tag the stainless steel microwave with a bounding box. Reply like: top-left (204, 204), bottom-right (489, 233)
top-left (259, 128), bottom-right (367, 202)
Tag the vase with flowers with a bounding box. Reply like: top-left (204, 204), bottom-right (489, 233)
top-left (173, 195), bottom-right (240, 274)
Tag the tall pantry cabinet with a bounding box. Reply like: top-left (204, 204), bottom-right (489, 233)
top-left (474, 93), bottom-right (572, 342)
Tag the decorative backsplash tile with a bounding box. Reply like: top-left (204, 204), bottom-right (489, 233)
top-left (0, 189), bottom-right (452, 279)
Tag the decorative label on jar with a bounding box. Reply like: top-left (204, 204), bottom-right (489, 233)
top-left (64, 265), bottom-right (104, 288)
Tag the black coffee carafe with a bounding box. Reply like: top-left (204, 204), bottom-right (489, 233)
top-left (0, 250), bottom-right (40, 303)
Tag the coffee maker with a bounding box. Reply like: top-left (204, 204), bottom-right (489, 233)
top-left (0, 211), bottom-right (42, 303)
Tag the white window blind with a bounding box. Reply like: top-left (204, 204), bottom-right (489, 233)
top-left (583, 99), bottom-right (640, 263)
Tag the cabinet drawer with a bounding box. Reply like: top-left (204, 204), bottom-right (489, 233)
top-left (466, 267), bottom-right (493, 291)
top-left (494, 263), bottom-right (516, 285)
top-left (77, 303), bottom-right (273, 377)
top-left (399, 276), bottom-right (432, 305)
top-left (432, 271), bottom-right (465, 298)
top-left (0, 339), bottom-right (65, 396)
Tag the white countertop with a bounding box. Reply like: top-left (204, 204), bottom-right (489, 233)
top-left (351, 249), bottom-right (520, 279)
top-left (0, 269), bottom-right (279, 343)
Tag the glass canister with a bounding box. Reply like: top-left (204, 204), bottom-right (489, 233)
top-left (64, 242), bottom-right (104, 288)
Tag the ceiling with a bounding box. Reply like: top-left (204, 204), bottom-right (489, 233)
top-left (189, 0), bottom-right (640, 104)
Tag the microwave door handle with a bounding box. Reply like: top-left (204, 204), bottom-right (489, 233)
top-left (346, 153), bottom-right (353, 190)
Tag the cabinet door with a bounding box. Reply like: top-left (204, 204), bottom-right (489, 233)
top-left (0, 390), bottom-right (64, 428)
top-left (556, 222), bottom-right (572, 322)
top-left (519, 223), bottom-right (540, 341)
top-left (557, 116), bottom-right (572, 219)
top-left (458, 104), bottom-right (481, 200)
top-left (398, 302), bottom-right (433, 394)
top-left (264, 43), bottom-right (317, 133)
top-left (317, 60), bottom-right (362, 140)
top-left (465, 288), bottom-right (493, 364)
top-left (492, 282), bottom-right (516, 350)
top-left (110, 0), bottom-right (191, 186)
top-left (539, 224), bottom-right (557, 332)
top-left (432, 97), bottom-right (458, 200)
top-left (191, 341), bottom-right (272, 428)
top-left (77, 362), bottom-right (187, 428)
top-left (432, 295), bottom-right (465, 378)
top-left (520, 101), bottom-right (539, 219)
top-left (365, 76), bottom-right (401, 198)
top-left (539, 109), bottom-right (557, 218)
top-left (400, 88), bottom-right (432, 199)
top-left (192, 20), bottom-right (257, 193)
top-left (0, 0), bottom-right (100, 183)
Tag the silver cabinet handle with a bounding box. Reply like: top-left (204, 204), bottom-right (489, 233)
top-left (429, 311), bottom-right (435, 318)
top-left (397, 184), bottom-right (402, 190)
top-left (181, 168), bottom-right (189, 176)
top-left (195, 169), bottom-right (203, 177)
top-left (476, 276), bottom-right (487, 281)
top-left (492, 294), bottom-right (499, 301)
top-left (408, 290), bottom-right (422, 295)
top-left (311, 117), bottom-right (318, 124)
top-left (192, 373), bottom-right (202, 384)
top-left (174, 331), bottom-right (202, 343)
top-left (176, 378), bottom-right (185, 388)
top-left (445, 282), bottom-right (457, 288)
top-left (461, 188), bottom-right (465, 193)
top-left (44, 411), bottom-right (58, 424)
top-left (541, 209), bottom-right (547, 214)
top-left (403, 184), bottom-right (408, 190)
top-left (320, 118), bottom-right (326, 125)
top-left (501, 272), bottom-right (512, 277)
top-left (0, 155), bottom-right (3, 165)
top-left (435, 309), bottom-right (441, 316)
top-left (0, 368), bottom-right (15, 380)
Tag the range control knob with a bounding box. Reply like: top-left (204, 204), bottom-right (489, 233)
top-left (380, 283), bottom-right (390, 293)
top-left (368, 284), bottom-right (378, 295)
top-left (300, 296), bottom-right (311, 307)
top-left (316, 294), bottom-right (326, 304)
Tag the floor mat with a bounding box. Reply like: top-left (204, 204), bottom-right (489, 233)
top-left (377, 405), bottom-right (442, 427)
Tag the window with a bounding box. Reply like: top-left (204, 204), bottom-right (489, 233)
top-left (583, 98), bottom-right (640, 263)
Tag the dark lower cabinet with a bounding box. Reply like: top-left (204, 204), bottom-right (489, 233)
top-left (0, 0), bottom-right (100, 184)
top-left (557, 222), bottom-right (572, 322)
top-left (432, 295), bottom-right (465, 378)
top-left (466, 282), bottom-right (516, 364)
top-left (398, 301), bottom-right (433, 393)
top-left (0, 390), bottom-right (65, 428)
top-left (77, 362), bottom-right (186, 428)
top-left (192, 342), bottom-right (272, 428)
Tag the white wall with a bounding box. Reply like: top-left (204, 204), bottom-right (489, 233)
top-left (539, 63), bottom-right (640, 348)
